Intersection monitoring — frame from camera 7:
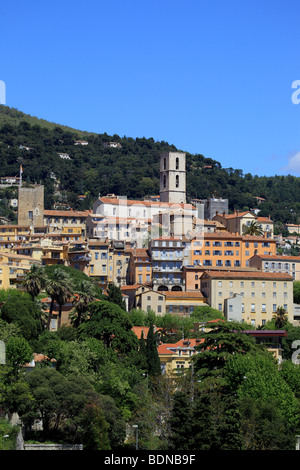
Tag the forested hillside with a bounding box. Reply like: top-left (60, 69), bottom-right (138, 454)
top-left (0, 105), bottom-right (300, 229)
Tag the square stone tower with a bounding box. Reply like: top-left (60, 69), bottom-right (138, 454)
top-left (18, 185), bottom-right (44, 228)
top-left (159, 152), bottom-right (186, 204)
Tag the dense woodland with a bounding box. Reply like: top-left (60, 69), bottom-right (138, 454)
top-left (0, 105), bottom-right (300, 231)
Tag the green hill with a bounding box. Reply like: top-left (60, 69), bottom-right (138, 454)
top-left (0, 104), bottom-right (300, 232)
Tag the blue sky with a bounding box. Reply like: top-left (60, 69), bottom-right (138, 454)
top-left (1, 0), bottom-right (299, 176)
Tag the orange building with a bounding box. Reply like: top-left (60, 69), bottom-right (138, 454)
top-left (127, 248), bottom-right (152, 285)
top-left (190, 231), bottom-right (276, 270)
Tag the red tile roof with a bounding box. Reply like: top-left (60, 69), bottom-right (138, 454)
top-left (99, 197), bottom-right (195, 209)
top-left (202, 270), bottom-right (293, 280)
top-left (44, 210), bottom-right (89, 217)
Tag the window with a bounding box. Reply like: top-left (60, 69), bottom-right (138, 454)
top-left (176, 157), bottom-right (179, 170)
top-left (218, 281), bottom-right (222, 287)
top-left (262, 304), bottom-right (266, 312)
top-left (251, 303), bottom-right (255, 312)
top-left (218, 303), bottom-right (222, 311)
top-left (176, 175), bottom-right (179, 188)
top-left (273, 304), bottom-right (277, 312)
top-left (28, 211), bottom-right (33, 219)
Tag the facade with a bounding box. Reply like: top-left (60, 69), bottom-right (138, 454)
top-left (0, 252), bottom-right (42, 289)
top-left (17, 185), bottom-right (44, 228)
top-left (164, 291), bottom-right (207, 316)
top-left (43, 210), bottom-right (89, 237)
top-left (91, 195), bottom-right (196, 245)
top-left (127, 248), bottom-right (152, 286)
top-left (158, 338), bottom-right (203, 376)
top-left (190, 231), bottom-right (276, 270)
top-left (191, 197), bottom-right (228, 220)
top-left (149, 237), bottom-right (191, 291)
top-left (249, 254), bottom-right (300, 281)
top-left (213, 211), bottom-right (274, 238)
top-left (159, 152), bottom-right (186, 204)
top-left (200, 270), bottom-right (294, 327)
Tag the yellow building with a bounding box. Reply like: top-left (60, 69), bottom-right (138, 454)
top-left (0, 252), bottom-right (41, 288)
top-left (158, 338), bottom-right (203, 377)
top-left (200, 270), bottom-right (294, 327)
top-left (164, 291), bottom-right (207, 317)
top-left (127, 248), bottom-right (152, 286)
top-left (44, 209), bottom-right (89, 237)
top-left (41, 243), bottom-right (69, 266)
top-left (213, 211), bottom-right (274, 238)
top-left (61, 226), bottom-right (84, 242)
top-left (0, 224), bottom-right (32, 251)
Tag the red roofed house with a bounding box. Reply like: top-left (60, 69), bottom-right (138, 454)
top-left (158, 338), bottom-right (204, 376)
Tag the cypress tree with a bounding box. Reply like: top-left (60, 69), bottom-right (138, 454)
top-left (146, 323), bottom-right (161, 376)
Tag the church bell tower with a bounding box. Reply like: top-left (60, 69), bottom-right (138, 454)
top-left (159, 152), bottom-right (186, 204)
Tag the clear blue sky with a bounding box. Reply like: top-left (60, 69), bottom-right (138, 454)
top-left (1, 0), bottom-right (299, 176)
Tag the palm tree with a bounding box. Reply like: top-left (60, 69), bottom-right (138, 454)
top-left (243, 221), bottom-right (264, 236)
top-left (273, 306), bottom-right (288, 329)
top-left (70, 280), bottom-right (97, 328)
top-left (23, 264), bottom-right (47, 301)
top-left (45, 268), bottom-right (74, 330)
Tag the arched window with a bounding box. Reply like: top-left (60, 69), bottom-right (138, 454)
top-left (176, 157), bottom-right (179, 170)
top-left (176, 175), bottom-right (179, 188)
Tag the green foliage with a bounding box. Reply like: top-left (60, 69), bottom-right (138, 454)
top-left (0, 417), bottom-right (20, 450)
top-left (190, 305), bottom-right (225, 322)
top-left (104, 283), bottom-right (126, 311)
top-left (6, 336), bottom-right (33, 378)
top-left (294, 281), bottom-right (300, 304)
top-left (78, 300), bottom-right (138, 354)
top-left (225, 353), bottom-right (300, 429)
top-left (145, 323), bottom-right (161, 377)
top-left (2, 105), bottom-right (300, 223)
top-left (0, 297), bottom-right (43, 342)
top-left (193, 321), bottom-right (266, 379)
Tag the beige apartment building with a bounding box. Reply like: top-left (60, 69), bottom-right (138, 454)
top-left (250, 254), bottom-right (300, 281)
top-left (43, 210), bottom-right (89, 237)
top-left (213, 211), bottom-right (274, 238)
top-left (200, 270), bottom-right (294, 327)
top-left (0, 252), bottom-right (42, 289)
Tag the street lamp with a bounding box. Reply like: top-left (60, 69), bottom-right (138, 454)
top-left (3, 435), bottom-right (9, 450)
top-left (132, 425), bottom-right (138, 450)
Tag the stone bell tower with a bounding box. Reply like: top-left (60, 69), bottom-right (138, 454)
top-left (159, 152), bottom-right (186, 204)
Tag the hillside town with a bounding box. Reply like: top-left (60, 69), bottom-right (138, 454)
top-left (1, 151), bottom-right (300, 451)
top-left (1, 152), bottom-right (298, 331)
